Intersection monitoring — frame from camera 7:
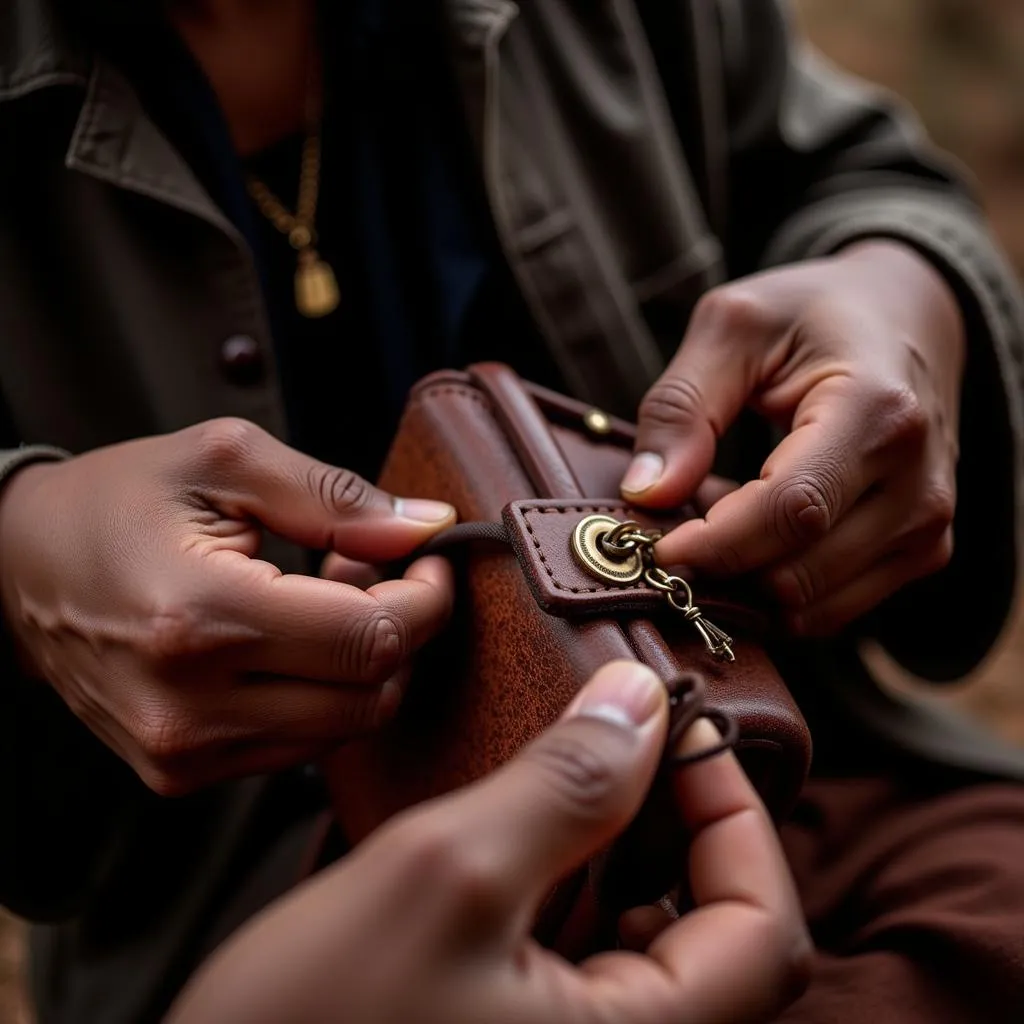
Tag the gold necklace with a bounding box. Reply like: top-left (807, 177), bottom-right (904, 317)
top-left (245, 93), bottom-right (340, 319)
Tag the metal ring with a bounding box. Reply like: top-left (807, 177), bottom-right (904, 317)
top-left (644, 567), bottom-right (677, 593)
top-left (665, 579), bottom-right (695, 612)
top-left (599, 521), bottom-right (647, 558)
top-left (665, 673), bottom-right (707, 750)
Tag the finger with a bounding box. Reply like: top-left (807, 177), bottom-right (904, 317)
top-left (395, 661), bottom-right (669, 937)
top-left (666, 720), bottom-right (798, 916)
top-left (654, 391), bottom-right (879, 575)
top-left (691, 474), bottom-right (740, 516)
top-left (790, 529), bottom-right (953, 637)
top-left (214, 554), bottom-right (453, 685)
top-left (227, 666), bottom-right (413, 743)
top-left (120, 669), bottom-right (413, 796)
top-left (158, 739), bottom-right (340, 795)
top-left (618, 905), bottom-right (675, 952)
top-left (319, 553), bottom-right (382, 590)
top-left (585, 720), bottom-right (810, 1023)
top-left (764, 487), bottom-right (952, 612)
top-left (624, 277), bottom-right (802, 509)
top-left (624, 309), bottom-right (757, 508)
top-left (181, 418), bottom-right (456, 561)
top-left (648, 720), bottom-right (809, 1017)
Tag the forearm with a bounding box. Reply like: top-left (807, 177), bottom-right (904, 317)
top-left (1, 657), bottom-right (144, 921)
top-left (0, 445), bottom-right (143, 920)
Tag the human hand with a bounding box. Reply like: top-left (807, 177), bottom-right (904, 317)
top-left (0, 418), bottom-right (456, 794)
top-left (167, 660), bottom-right (810, 1024)
top-left (624, 241), bottom-right (964, 635)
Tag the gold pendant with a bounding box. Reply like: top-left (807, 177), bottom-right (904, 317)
top-left (295, 251), bottom-right (340, 318)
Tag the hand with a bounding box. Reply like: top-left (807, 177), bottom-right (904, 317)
top-left (0, 418), bottom-right (457, 795)
top-left (166, 661), bottom-right (811, 1024)
top-left (623, 241), bottom-right (964, 635)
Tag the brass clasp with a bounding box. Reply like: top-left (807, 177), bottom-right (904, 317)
top-left (571, 514), bottom-right (735, 662)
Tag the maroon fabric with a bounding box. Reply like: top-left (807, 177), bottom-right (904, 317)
top-left (776, 777), bottom-right (1024, 1023)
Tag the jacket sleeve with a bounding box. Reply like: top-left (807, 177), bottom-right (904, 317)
top-left (716, 0), bottom-right (1024, 681)
top-left (0, 445), bottom-right (150, 921)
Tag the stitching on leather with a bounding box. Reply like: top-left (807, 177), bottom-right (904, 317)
top-left (417, 385), bottom-right (490, 408)
top-left (518, 505), bottom-right (647, 596)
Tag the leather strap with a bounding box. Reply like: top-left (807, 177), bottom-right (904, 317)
top-left (417, 521), bottom-right (512, 553)
top-left (468, 363), bottom-right (584, 498)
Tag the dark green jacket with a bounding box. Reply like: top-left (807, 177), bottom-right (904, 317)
top-left (3, 1), bottom-right (1024, 1021)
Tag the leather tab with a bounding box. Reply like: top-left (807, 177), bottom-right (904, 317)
top-left (503, 498), bottom-right (768, 635)
top-left (503, 499), bottom-right (677, 617)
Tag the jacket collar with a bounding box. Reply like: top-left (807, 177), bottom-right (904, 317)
top-left (0, 0), bottom-right (245, 239)
top-left (0, 0), bottom-right (515, 101)
top-left (0, 0), bottom-right (509, 223)
top-left (0, 0), bottom-right (90, 100)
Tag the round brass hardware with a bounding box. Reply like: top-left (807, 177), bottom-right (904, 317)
top-left (583, 408), bottom-right (613, 435)
top-left (571, 515), bottom-right (644, 584)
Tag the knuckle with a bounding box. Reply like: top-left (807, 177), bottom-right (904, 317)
top-left (639, 376), bottom-right (705, 431)
top-left (190, 417), bottom-right (264, 472)
top-left (920, 532), bottom-right (955, 576)
top-left (335, 688), bottom-right (394, 738)
top-left (869, 385), bottom-right (929, 448)
top-left (699, 528), bottom-right (746, 576)
top-left (767, 472), bottom-right (839, 547)
top-left (693, 285), bottom-right (772, 336)
top-left (133, 705), bottom-right (200, 770)
top-left (337, 608), bottom-right (407, 682)
top-left (308, 464), bottom-right (374, 518)
top-left (791, 608), bottom-right (831, 638)
top-left (140, 604), bottom-right (209, 664)
top-left (528, 730), bottom-right (619, 819)
top-left (59, 685), bottom-right (91, 721)
top-left (919, 483), bottom-right (956, 530)
top-left (774, 560), bottom-right (822, 609)
top-left (770, 918), bottom-right (814, 1009)
top-left (394, 821), bottom-right (505, 915)
top-left (139, 766), bottom-right (193, 799)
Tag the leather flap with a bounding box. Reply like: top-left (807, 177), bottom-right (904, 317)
top-left (503, 499), bottom-right (681, 617)
top-left (502, 498), bottom-right (769, 635)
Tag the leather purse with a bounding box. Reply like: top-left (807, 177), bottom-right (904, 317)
top-left (323, 362), bottom-right (811, 952)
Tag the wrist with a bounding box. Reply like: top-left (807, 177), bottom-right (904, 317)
top-left (836, 239), bottom-right (966, 366)
top-left (0, 458), bottom-right (65, 681)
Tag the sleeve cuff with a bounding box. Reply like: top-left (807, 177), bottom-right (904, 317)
top-left (764, 188), bottom-right (1024, 680)
top-left (0, 445), bottom-right (70, 488)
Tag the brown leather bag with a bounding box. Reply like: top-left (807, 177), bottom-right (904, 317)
top-left (324, 362), bottom-right (811, 950)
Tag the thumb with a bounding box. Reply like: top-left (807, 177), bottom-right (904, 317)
top-left (185, 419), bottom-right (457, 562)
top-left (624, 297), bottom-right (762, 509)
top-left (433, 661), bottom-right (669, 925)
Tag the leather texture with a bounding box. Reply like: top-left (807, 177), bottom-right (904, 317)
top-left (324, 362), bottom-right (812, 950)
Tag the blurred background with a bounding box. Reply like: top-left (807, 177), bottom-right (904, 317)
top-left (4, 1), bottom-right (1024, 1020)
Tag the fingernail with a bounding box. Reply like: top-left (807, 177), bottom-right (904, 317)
top-left (622, 453), bottom-right (664, 496)
top-left (675, 718), bottom-right (723, 759)
top-left (393, 498), bottom-right (456, 524)
top-left (568, 662), bottom-right (664, 729)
